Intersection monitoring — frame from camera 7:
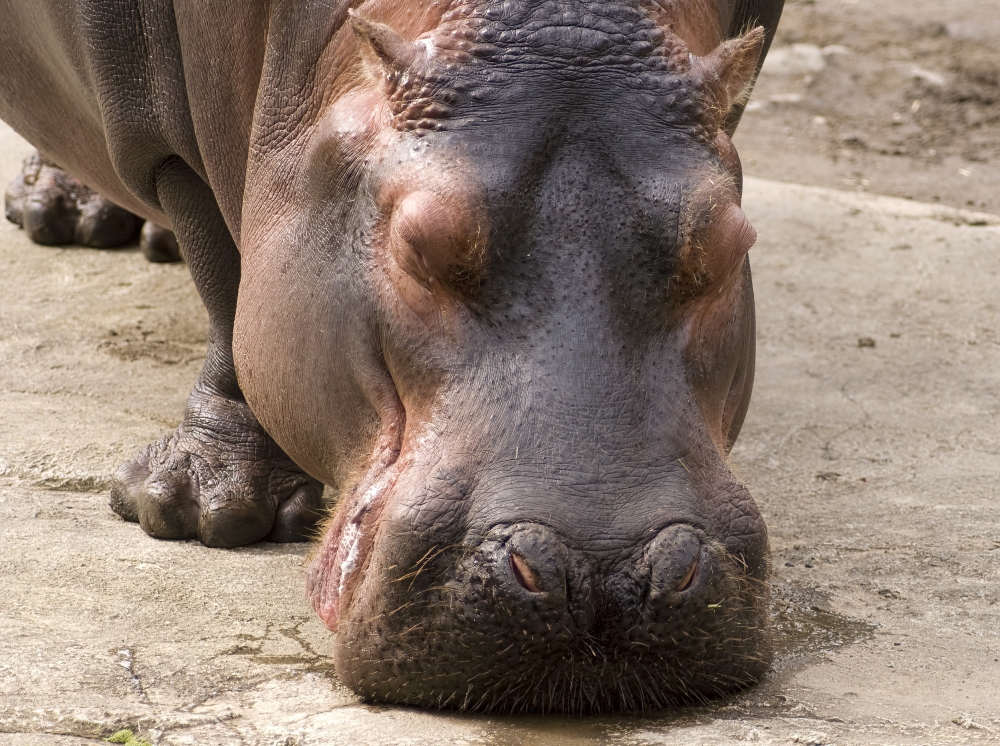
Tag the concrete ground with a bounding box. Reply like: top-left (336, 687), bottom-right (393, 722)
top-left (0, 112), bottom-right (998, 745)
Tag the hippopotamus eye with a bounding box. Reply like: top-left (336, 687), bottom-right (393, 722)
top-left (389, 190), bottom-right (482, 288)
top-left (692, 203), bottom-right (757, 288)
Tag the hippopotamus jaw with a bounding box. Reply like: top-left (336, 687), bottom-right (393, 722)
top-left (316, 467), bottom-right (770, 713)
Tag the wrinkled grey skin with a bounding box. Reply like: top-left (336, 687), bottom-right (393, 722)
top-left (0, 0), bottom-right (783, 713)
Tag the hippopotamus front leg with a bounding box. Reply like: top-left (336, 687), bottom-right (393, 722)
top-left (108, 157), bottom-right (326, 547)
top-left (4, 150), bottom-right (181, 262)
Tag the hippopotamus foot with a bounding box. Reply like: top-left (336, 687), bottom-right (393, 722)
top-left (139, 220), bottom-right (183, 263)
top-left (109, 384), bottom-right (326, 547)
top-left (108, 156), bottom-right (324, 547)
top-left (4, 150), bottom-right (180, 260)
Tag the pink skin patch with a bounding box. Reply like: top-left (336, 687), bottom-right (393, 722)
top-left (311, 462), bottom-right (400, 631)
top-left (509, 552), bottom-right (542, 593)
top-left (308, 393), bottom-right (406, 631)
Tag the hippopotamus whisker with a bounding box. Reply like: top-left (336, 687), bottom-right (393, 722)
top-left (393, 543), bottom-right (462, 586)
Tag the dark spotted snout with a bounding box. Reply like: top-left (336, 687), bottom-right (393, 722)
top-left (336, 519), bottom-right (768, 712)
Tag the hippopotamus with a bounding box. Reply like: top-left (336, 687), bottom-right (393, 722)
top-left (0, 0), bottom-right (784, 712)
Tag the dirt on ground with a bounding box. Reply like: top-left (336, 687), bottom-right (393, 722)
top-left (736, 0), bottom-right (1000, 214)
top-left (1, 2), bottom-right (999, 742)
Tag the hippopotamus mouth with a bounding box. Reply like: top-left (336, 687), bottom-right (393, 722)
top-left (307, 445), bottom-right (770, 712)
top-left (234, 0), bottom-right (776, 713)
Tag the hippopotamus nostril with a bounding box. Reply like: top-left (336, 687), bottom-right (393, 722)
top-left (509, 551), bottom-right (542, 593)
top-left (646, 524), bottom-right (704, 602)
top-left (488, 523), bottom-right (568, 603)
top-left (675, 556), bottom-right (699, 593)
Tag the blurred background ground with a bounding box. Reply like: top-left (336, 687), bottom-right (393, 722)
top-left (735, 0), bottom-right (1000, 213)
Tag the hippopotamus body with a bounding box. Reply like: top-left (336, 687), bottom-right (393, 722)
top-left (0, 0), bottom-right (783, 712)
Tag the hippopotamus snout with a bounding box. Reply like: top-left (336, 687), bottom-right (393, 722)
top-left (325, 494), bottom-right (769, 713)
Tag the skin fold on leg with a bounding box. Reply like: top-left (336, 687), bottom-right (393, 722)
top-left (108, 157), bottom-right (325, 547)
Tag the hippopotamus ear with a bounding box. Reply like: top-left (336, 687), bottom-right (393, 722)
top-left (348, 9), bottom-right (419, 83)
top-left (690, 26), bottom-right (766, 125)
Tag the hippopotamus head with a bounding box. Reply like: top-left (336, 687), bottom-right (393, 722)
top-left (234, 1), bottom-right (769, 712)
